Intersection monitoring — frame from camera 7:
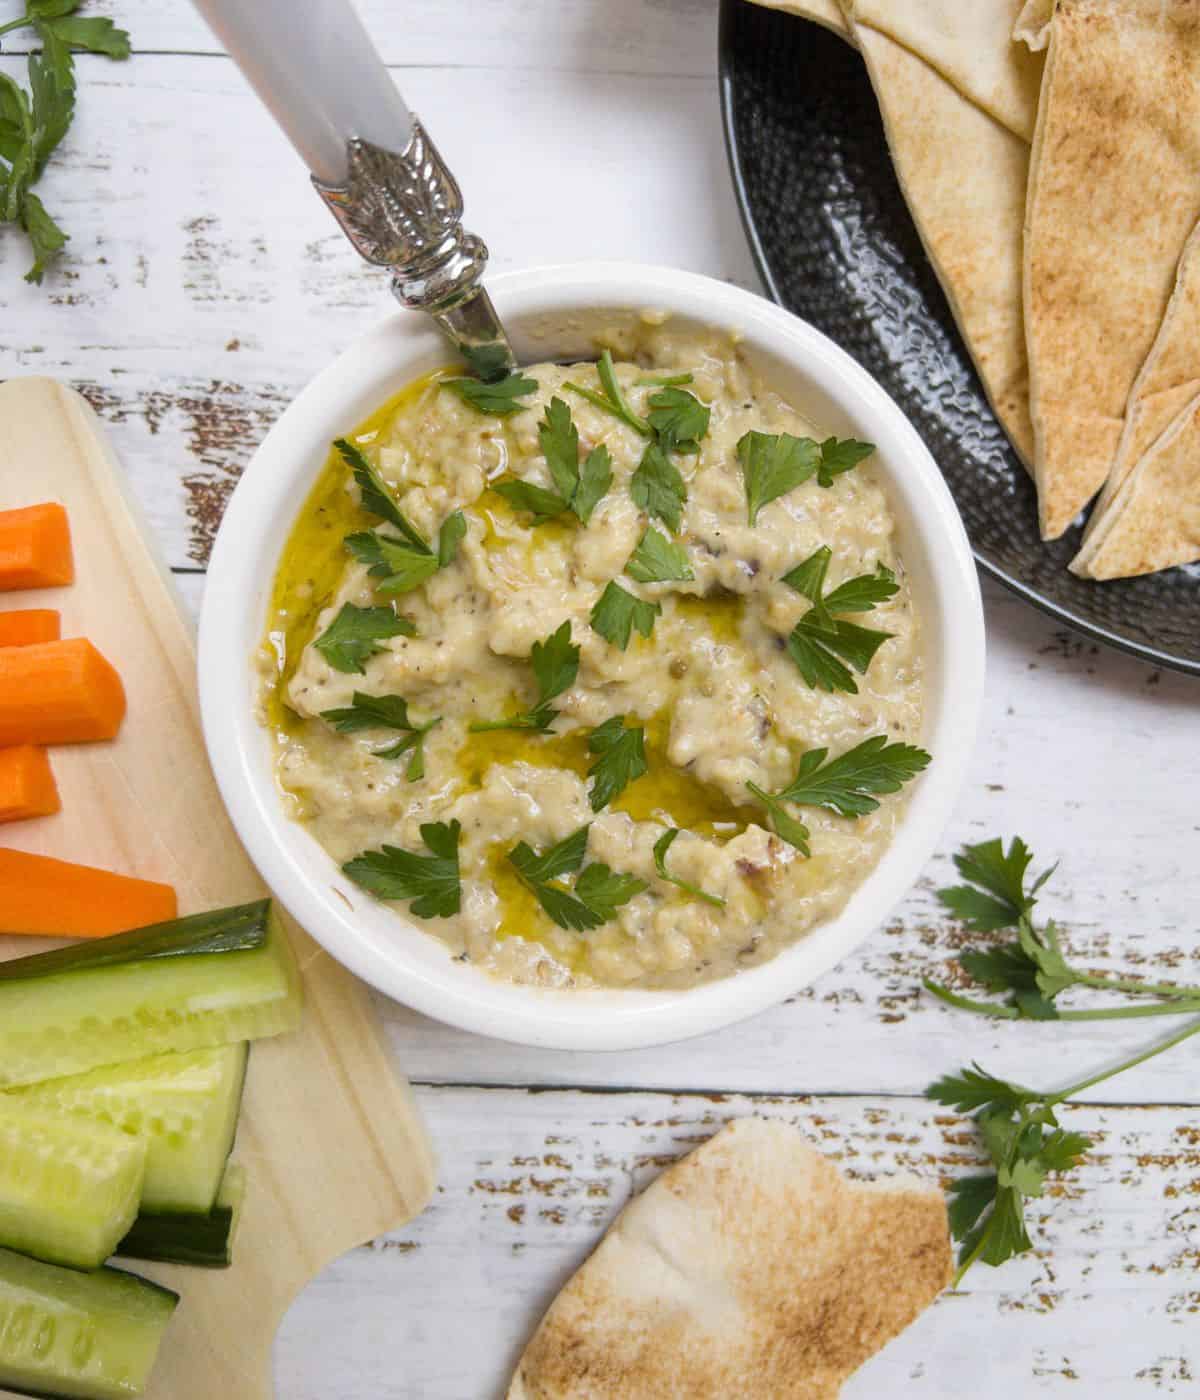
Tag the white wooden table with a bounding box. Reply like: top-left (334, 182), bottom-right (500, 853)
top-left (3, 2), bottom-right (1199, 1394)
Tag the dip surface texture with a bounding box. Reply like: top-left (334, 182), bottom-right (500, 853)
top-left (261, 324), bottom-right (924, 989)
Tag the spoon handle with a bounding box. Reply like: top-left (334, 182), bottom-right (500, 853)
top-left (192, 0), bottom-right (514, 372)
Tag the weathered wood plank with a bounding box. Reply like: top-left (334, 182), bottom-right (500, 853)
top-left (0, 0), bottom-right (716, 76)
top-left (272, 1086), bottom-right (1200, 1399)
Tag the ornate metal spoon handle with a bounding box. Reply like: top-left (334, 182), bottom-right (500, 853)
top-left (312, 125), bottom-right (514, 377)
top-left (191, 0), bottom-right (514, 375)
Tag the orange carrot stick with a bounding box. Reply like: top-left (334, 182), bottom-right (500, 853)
top-left (0, 849), bottom-right (177, 937)
top-left (0, 746), bottom-right (60, 823)
top-left (0, 638), bottom-right (126, 746)
top-left (0, 609), bottom-right (60, 647)
top-left (0, 504), bottom-right (74, 591)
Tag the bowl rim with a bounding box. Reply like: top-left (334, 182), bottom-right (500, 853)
top-left (199, 260), bottom-right (985, 1051)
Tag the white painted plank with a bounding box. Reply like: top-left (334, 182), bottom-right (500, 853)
top-left (273, 1085), bottom-right (1200, 1399)
top-left (0, 0), bottom-right (717, 76)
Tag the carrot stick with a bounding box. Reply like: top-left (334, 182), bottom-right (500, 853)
top-left (0, 609), bottom-right (60, 647)
top-left (0, 638), bottom-right (126, 746)
top-left (0, 746), bottom-right (60, 823)
top-left (0, 849), bottom-right (177, 937)
top-left (0, 504), bottom-right (74, 591)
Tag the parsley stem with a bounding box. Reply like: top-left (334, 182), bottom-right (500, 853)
top-left (634, 372), bottom-right (694, 387)
top-left (952, 1230), bottom-right (991, 1291)
top-left (1074, 971), bottom-right (1200, 1000)
top-left (924, 980), bottom-right (1019, 1019)
top-left (0, 17), bottom-right (32, 36)
top-left (1047, 1015), bottom-right (1200, 1106)
top-left (925, 979), bottom-right (1200, 1023)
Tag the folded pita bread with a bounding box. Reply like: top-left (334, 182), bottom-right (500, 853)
top-left (1012, 0), bottom-right (1055, 50)
top-left (847, 20), bottom-right (1035, 466)
top-left (1071, 390), bottom-right (1200, 579)
top-left (1023, 0), bottom-right (1200, 539)
top-left (507, 1118), bottom-right (951, 1400)
top-left (748, 0), bottom-right (849, 39)
top-left (841, 1), bottom-right (1042, 141)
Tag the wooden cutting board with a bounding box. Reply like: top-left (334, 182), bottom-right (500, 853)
top-left (0, 377), bottom-right (437, 1399)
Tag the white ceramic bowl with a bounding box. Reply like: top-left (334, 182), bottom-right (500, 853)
top-left (200, 262), bottom-right (984, 1051)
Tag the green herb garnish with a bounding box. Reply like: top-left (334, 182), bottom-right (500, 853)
top-left (746, 735), bottom-right (931, 854)
top-left (508, 825), bottom-right (647, 932)
top-left (635, 372), bottom-right (694, 387)
top-left (630, 441), bottom-right (687, 532)
top-left (781, 545), bottom-right (896, 693)
top-left (343, 821), bottom-right (462, 918)
top-left (625, 526), bottom-right (693, 584)
top-left (345, 510), bottom-right (465, 596)
top-left (494, 397), bottom-right (613, 525)
top-left (314, 603), bottom-right (415, 675)
top-left (470, 621), bottom-right (579, 733)
top-left (0, 1), bottom-right (131, 283)
top-left (816, 435), bottom-right (875, 487)
top-left (586, 716), bottom-right (647, 812)
top-left (335, 438), bottom-right (425, 545)
top-left (590, 581), bottom-right (661, 650)
top-left (924, 838), bottom-right (1200, 1022)
top-left (443, 371), bottom-right (538, 416)
top-left (738, 431), bottom-right (875, 524)
top-left (320, 691), bottom-right (441, 781)
top-left (653, 828), bottom-right (726, 907)
top-left (564, 349), bottom-right (651, 437)
top-left (646, 386), bottom-right (710, 454)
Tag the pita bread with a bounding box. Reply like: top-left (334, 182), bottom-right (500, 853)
top-left (848, 21), bottom-right (1034, 466)
top-left (1012, 0), bottom-right (1056, 50)
top-left (1023, 0), bottom-right (1200, 539)
top-left (841, 1), bottom-right (1042, 141)
top-left (507, 1118), bottom-right (951, 1400)
top-left (1084, 220), bottom-right (1200, 535)
top-left (747, 0), bottom-right (850, 40)
top-left (1071, 390), bottom-right (1200, 579)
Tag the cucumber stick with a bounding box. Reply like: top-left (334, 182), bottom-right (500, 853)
top-left (0, 1104), bottom-right (146, 1271)
top-left (118, 1164), bottom-right (246, 1270)
top-left (0, 900), bottom-right (301, 1089)
top-left (0, 1247), bottom-right (177, 1400)
top-left (7, 1045), bottom-right (249, 1213)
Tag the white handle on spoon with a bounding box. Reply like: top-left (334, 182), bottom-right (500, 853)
top-left (192, 0), bottom-right (413, 184)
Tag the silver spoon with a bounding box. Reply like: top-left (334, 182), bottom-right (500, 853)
top-left (192, 0), bottom-right (516, 378)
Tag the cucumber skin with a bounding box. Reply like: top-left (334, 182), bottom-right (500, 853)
top-left (0, 1249), bottom-right (177, 1400)
top-left (117, 1164), bottom-right (246, 1270)
top-left (0, 905), bottom-right (302, 1090)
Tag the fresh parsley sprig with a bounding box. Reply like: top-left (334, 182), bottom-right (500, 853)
top-left (493, 397), bottom-right (613, 525)
top-left (929, 1015), bottom-right (1200, 1285)
top-left (443, 371), bottom-right (538, 416)
top-left (586, 716), bottom-right (647, 812)
top-left (564, 350), bottom-right (651, 437)
top-left (630, 441), bottom-right (688, 532)
top-left (782, 546), bottom-right (897, 694)
top-left (925, 838), bottom-right (1200, 1022)
top-left (653, 829), bottom-right (726, 908)
top-left (343, 820), bottom-right (462, 918)
top-left (336, 438), bottom-right (425, 543)
top-left (646, 386), bottom-right (710, 455)
top-left (320, 691), bottom-right (441, 781)
top-left (747, 735), bottom-right (931, 855)
top-left (345, 511), bottom-right (464, 596)
top-left (738, 431), bottom-right (874, 525)
top-left (314, 603), bottom-right (416, 675)
top-left (508, 825), bottom-right (647, 932)
top-left (625, 526), bottom-right (693, 584)
top-left (0, 1), bottom-right (131, 283)
top-left (590, 581), bottom-right (661, 650)
top-left (470, 621), bottom-right (579, 733)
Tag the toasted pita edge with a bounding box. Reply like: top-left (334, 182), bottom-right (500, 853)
top-left (748, 0), bottom-right (851, 40)
top-left (1013, 0), bottom-right (1055, 50)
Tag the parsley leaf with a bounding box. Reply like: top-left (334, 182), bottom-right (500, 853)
top-left (492, 479), bottom-right (569, 522)
top-left (646, 386), bottom-right (710, 454)
top-left (335, 437), bottom-right (425, 544)
top-left (747, 736), bottom-right (930, 852)
top-left (573, 444), bottom-right (614, 525)
top-left (508, 825), bottom-right (647, 931)
top-left (314, 603), bottom-right (415, 674)
top-left (320, 691), bottom-right (441, 781)
top-left (459, 341), bottom-right (513, 382)
top-left (539, 395), bottom-right (582, 500)
top-left (343, 820), bottom-right (461, 918)
top-left (630, 441), bottom-right (687, 532)
top-left (437, 509), bottom-right (467, 566)
top-left (345, 509), bottom-right (464, 595)
top-left (496, 399), bottom-right (613, 526)
top-left (781, 546), bottom-right (895, 694)
top-left (443, 371), bottom-right (538, 416)
top-left (625, 526), bottom-right (694, 583)
top-left (926, 1063), bottom-right (1035, 1114)
top-left (737, 430), bottom-right (819, 525)
top-left (590, 581), bottom-right (662, 650)
top-left (586, 716), bottom-right (648, 812)
top-left (816, 436), bottom-right (875, 487)
top-left (653, 828), bottom-right (726, 907)
top-left (942, 836), bottom-right (1041, 931)
top-left (564, 349), bottom-right (651, 436)
top-left (470, 620), bottom-right (580, 733)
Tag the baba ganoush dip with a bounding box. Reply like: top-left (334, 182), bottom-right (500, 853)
top-left (260, 320), bottom-right (927, 991)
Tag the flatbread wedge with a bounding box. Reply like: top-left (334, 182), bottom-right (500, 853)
top-left (847, 19), bottom-right (1034, 466)
top-left (840, 0), bottom-right (1042, 141)
top-left (1071, 390), bottom-right (1200, 580)
top-left (1023, 0), bottom-right (1200, 539)
top-left (507, 1117), bottom-right (951, 1400)
top-left (748, 0), bottom-right (850, 40)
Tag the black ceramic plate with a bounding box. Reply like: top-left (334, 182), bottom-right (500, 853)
top-left (719, 0), bottom-right (1200, 675)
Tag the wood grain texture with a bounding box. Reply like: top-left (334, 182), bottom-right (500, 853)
top-left (0, 379), bottom-right (435, 1400)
